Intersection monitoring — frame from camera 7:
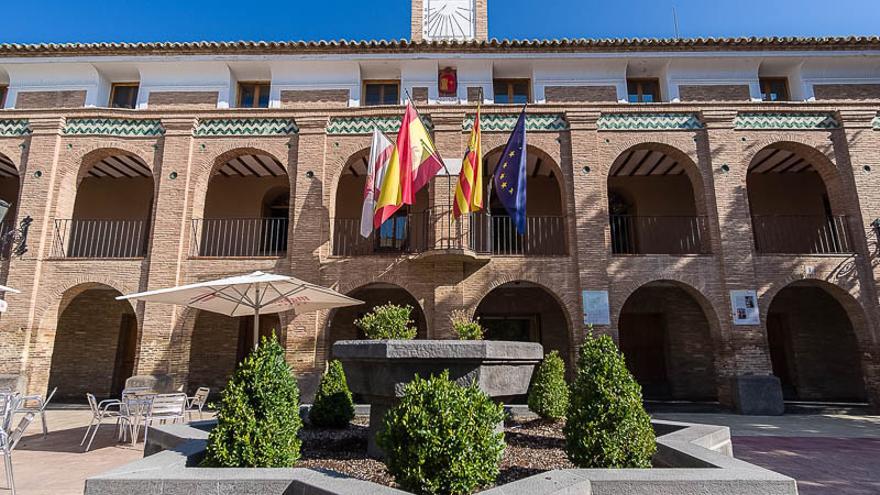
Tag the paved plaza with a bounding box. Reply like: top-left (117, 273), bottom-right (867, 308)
top-left (2, 410), bottom-right (878, 494)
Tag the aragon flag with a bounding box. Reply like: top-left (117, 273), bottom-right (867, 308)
top-left (453, 105), bottom-right (483, 218)
top-left (374, 103), bottom-right (444, 228)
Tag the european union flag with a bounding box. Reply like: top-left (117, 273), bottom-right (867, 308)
top-left (493, 110), bottom-right (528, 235)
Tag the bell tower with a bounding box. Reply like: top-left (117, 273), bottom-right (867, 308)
top-left (411, 0), bottom-right (488, 42)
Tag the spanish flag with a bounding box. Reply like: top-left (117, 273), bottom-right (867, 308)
top-left (453, 106), bottom-right (483, 218)
top-left (374, 103), bottom-right (444, 228)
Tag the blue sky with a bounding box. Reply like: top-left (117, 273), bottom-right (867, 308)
top-left (3, 0), bottom-right (879, 44)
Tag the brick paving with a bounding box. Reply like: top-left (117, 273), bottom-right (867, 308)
top-left (734, 436), bottom-right (880, 495)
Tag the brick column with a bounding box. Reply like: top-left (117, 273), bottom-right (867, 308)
top-left (702, 109), bottom-right (783, 414)
top-left (287, 116), bottom-right (328, 400)
top-left (2, 117), bottom-right (64, 394)
top-left (567, 111), bottom-right (606, 357)
top-left (836, 109), bottom-right (880, 411)
top-left (136, 117), bottom-right (196, 385)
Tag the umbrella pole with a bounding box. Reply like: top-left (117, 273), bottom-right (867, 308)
top-left (254, 284), bottom-right (260, 350)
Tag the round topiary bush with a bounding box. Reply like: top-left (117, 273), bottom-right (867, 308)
top-left (355, 303), bottom-right (418, 340)
top-left (203, 334), bottom-right (303, 467)
top-left (378, 371), bottom-right (506, 495)
top-left (564, 332), bottom-right (656, 468)
top-left (308, 359), bottom-right (355, 429)
top-left (450, 309), bottom-right (484, 340)
top-left (527, 350), bottom-right (569, 421)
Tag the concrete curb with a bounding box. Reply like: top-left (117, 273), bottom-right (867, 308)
top-left (85, 419), bottom-right (798, 495)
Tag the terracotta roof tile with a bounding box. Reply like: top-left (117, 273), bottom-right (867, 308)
top-left (1, 36), bottom-right (879, 57)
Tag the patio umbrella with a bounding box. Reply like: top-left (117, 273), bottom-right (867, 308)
top-left (117, 271), bottom-right (363, 349)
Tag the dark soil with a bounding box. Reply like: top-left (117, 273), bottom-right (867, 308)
top-left (297, 417), bottom-right (574, 490)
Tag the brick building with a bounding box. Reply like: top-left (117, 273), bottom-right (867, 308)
top-left (0, 0), bottom-right (879, 414)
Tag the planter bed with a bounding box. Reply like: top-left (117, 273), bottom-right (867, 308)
top-left (86, 415), bottom-right (797, 495)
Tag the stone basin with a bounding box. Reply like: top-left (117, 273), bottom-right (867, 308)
top-left (333, 339), bottom-right (544, 457)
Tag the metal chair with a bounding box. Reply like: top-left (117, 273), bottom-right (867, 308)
top-left (186, 387), bottom-right (210, 421)
top-left (121, 391), bottom-right (155, 446)
top-left (141, 393), bottom-right (187, 446)
top-left (0, 394), bottom-right (20, 432)
top-left (13, 387), bottom-right (56, 438)
top-left (81, 393), bottom-right (130, 452)
top-left (1, 413), bottom-right (35, 495)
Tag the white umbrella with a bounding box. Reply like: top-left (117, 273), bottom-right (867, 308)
top-left (0, 285), bottom-right (20, 293)
top-left (117, 271), bottom-right (363, 348)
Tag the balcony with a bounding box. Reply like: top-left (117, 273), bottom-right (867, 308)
top-left (191, 218), bottom-right (288, 257)
top-left (52, 219), bottom-right (149, 258)
top-left (752, 215), bottom-right (852, 254)
top-left (610, 215), bottom-right (710, 255)
top-left (332, 210), bottom-right (567, 257)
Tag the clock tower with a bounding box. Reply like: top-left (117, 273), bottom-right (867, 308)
top-left (412, 0), bottom-right (488, 42)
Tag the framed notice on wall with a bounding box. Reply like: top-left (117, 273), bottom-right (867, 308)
top-left (582, 291), bottom-right (610, 326)
top-left (730, 290), bottom-right (760, 326)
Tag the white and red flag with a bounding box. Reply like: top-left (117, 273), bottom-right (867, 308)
top-left (360, 129), bottom-right (394, 238)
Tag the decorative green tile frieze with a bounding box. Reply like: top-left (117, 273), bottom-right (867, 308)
top-left (64, 118), bottom-right (165, 137)
top-left (734, 112), bottom-right (840, 130)
top-left (597, 113), bottom-right (704, 131)
top-left (0, 119), bottom-right (31, 137)
top-left (194, 118), bottom-right (299, 137)
top-left (462, 113), bottom-right (569, 133)
top-left (326, 116), bottom-right (434, 135)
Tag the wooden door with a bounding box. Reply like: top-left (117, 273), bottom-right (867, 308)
top-left (111, 314), bottom-right (138, 397)
top-left (619, 313), bottom-right (669, 399)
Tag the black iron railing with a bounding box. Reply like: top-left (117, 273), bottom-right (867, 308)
top-left (610, 215), bottom-right (711, 255)
top-left (53, 219), bottom-right (149, 258)
top-left (333, 210), bottom-right (567, 257)
top-left (191, 218), bottom-right (289, 257)
top-left (752, 215), bottom-right (852, 254)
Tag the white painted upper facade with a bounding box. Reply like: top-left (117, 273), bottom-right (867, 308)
top-left (1, 49), bottom-right (879, 109)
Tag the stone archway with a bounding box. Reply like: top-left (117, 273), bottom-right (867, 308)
top-left (746, 142), bottom-right (850, 254)
top-left (474, 281), bottom-right (571, 369)
top-left (617, 280), bottom-right (719, 401)
top-left (326, 283), bottom-right (428, 353)
top-left (48, 284), bottom-right (138, 401)
top-left (607, 143), bottom-right (709, 255)
top-left (187, 311), bottom-right (283, 395)
top-left (766, 281), bottom-right (867, 402)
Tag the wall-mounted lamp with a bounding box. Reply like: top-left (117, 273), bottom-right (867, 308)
top-left (582, 166), bottom-right (591, 175)
top-left (305, 171), bottom-right (315, 179)
top-left (720, 164), bottom-right (730, 174)
top-left (33, 170), bottom-right (42, 178)
top-left (864, 165), bottom-right (872, 173)
top-left (168, 171), bottom-right (179, 180)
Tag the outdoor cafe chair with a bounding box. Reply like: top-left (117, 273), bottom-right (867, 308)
top-left (140, 393), bottom-right (186, 446)
top-left (81, 393), bottom-right (131, 452)
top-left (0, 394), bottom-right (20, 433)
top-left (13, 387), bottom-right (56, 438)
top-left (1, 412), bottom-right (35, 495)
top-left (121, 390), bottom-right (155, 446)
top-left (186, 387), bottom-right (210, 421)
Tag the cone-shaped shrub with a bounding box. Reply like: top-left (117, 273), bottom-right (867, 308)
top-left (355, 303), bottom-right (418, 340)
top-left (527, 350), bottom-right (569, 420)
top-left (309, 360), bottom-right (355, 428)
top-left (204, 334), bottom-right (303, 467)
top-left (564, 332), bottom-right (656, 468)
top-left (378, 371), bottom-right (506, 495)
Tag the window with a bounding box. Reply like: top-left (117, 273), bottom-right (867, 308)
top-left (627, 79), bottom-right (661, 103)
top-left (363, 81), bottom-right (400, 106)
top-left (109, 83), bottom-right (139, 109)
top-left (238, 82), bottom-right (271, 108)
top-left (493, 79), bottom-right (530, 104)
top-left (760, 78), bottom-right (790, 102)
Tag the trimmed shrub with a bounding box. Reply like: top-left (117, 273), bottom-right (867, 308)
top-left (378, 371), bottom-right (506, 495)
top-left (564, 332), bottom-right (656, 468)
top-left (527, 350), bottom-right (569, 420)
top-left (309, 359), bottom-right (355, 428)
top-left (204, 334), bottom-right (303, 467)
top-left (449, 309), bottom-right (484, 340)
top-left (355, 303), bottom-right (418, 340)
